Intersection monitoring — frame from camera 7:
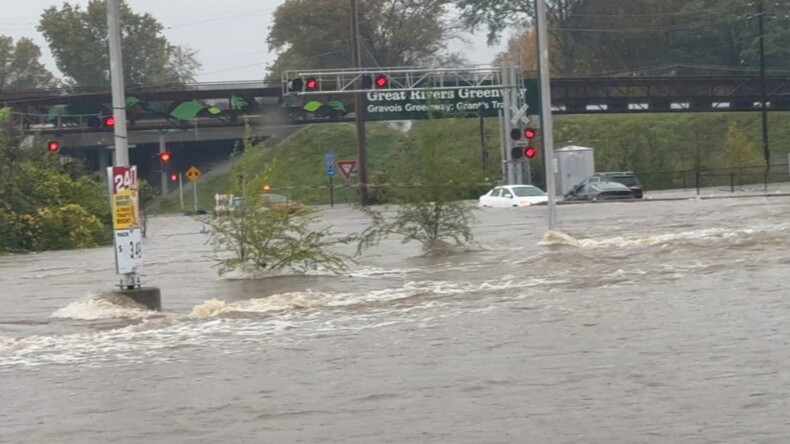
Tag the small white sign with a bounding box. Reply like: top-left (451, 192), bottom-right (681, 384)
top-left (114, 229), bottom-right (143, 274)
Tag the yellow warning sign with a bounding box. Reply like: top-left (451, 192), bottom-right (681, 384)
top-left (186, 166), bottom-right (202, 182)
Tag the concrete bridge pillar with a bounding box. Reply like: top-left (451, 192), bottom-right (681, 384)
top-left (98, 147), bottom-right (111, 174)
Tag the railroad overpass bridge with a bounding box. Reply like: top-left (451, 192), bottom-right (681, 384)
top-left (5, 75), bottom-right (790, 139)
top-left (3, 75), bottom-right (789, 178)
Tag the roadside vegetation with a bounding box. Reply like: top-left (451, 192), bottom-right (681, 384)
top-left (204, 135), bottom-right (356, 274)
top-left (0, 121), bottom-right (111, 254)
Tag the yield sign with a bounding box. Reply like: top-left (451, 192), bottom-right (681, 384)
top-left (336, 160), bottom-right (357, 181)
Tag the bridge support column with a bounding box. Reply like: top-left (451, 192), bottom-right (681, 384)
top-left (98, 147), bottom-right (111, 173)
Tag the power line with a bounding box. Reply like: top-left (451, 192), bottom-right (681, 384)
top-left (558, 17), bottom-right (749, 33)
top-left (565, 4), bottom-right (748, 18)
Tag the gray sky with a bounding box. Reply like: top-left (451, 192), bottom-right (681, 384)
top-left (4, 0), bottom-right (508, 83)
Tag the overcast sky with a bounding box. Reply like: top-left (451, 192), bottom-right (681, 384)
top-left (4, 0), bottom-right (508, 83)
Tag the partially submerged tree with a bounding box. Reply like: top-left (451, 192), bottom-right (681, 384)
top-left (206, 129), bottom-right (356, 275)
top-left (38, 0), bottom-right (200, 87)
top-left (356, 120), bottom-right (479, 255)
top-left (205, 196), bottom-right (355, 275)
top-left (0, 36), bottom-right (57, 92)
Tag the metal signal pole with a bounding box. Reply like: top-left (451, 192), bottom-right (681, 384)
top-left (536, 0), bottom-right (557, 231)
top-left (757, 0), bottom-right (771, 177)
top-left (350, 0), bottom-right (370, 205)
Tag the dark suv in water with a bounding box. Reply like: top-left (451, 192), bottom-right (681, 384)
top-left (585, 172), bottom-right (644, 199)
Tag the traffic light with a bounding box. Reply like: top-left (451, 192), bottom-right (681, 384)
top-left (169, 173), bottom-right (178, 182)
top-left (525, 147), bottom-right (537, 159)
top-left (511, 146), bottom-right (524, 160)
top-left (102, 116), bottom-right (116, 128)
top-left (361, 75), bottom-right (373, 89)
top-left (47, 140), bottom-right (60, 153)
top-left (510, 128), bottom-right (522, 141)
top-left (304, 77), bottom-right (318, 91)
top-left (159, 151), bottom-right (172, 164)
top-left (524, 128), bottom-right (536, 139)
top-left (525, 127), bottom-right (537, 159)
top-left (287, 78), bottom-right (304, 92)
top-left (374, 74), bottom-right (389, 88)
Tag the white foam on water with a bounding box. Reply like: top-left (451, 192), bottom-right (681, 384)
top-left (190, 280), bottom-right (472, 319)
top-left (540, 224), bottom-right (790, 249)
top-left (50, 293), bottom-right (160, 320)
top-left (0, 276), bottom-right (582, 369)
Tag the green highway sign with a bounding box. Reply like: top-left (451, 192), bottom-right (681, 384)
top-left (287, 79), bottom-right (541, 122)
top-left (362, 79), bottom-right (541, 121)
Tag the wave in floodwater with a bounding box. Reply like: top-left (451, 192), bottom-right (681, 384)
top-left (190, 281), bottom-right (473, 319)
top-left (0, 276), bottom-right (564, 368)
top-left (540, 224), bottom-right (790, 250)
top-left (50, 293), bottom-right (161, 321)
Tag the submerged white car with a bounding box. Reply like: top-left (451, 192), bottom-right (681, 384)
top-left (478, 185), bottom-right (549, 208)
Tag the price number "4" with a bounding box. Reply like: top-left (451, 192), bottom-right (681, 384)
top-left (118, 241), bottom-right (142, 259)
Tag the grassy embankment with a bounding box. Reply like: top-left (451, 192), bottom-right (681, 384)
top-left (153, 112), bottom-right (790, 211)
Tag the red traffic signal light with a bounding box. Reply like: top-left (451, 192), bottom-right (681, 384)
top-left (169, 173), bottom-right (178, 182)
top-left (525, 147), bottom-right (537, 158)
top-left (47, 140), bottom-right (60, 152)
top-left (103, 116), bottom-right (116, 128)
top-left (159, 152), bottom-right (172, 163)
top-left (525, 128), bottom-right (536, 139)
top-left (305, 77), bottom-right (318, 91)
top-left (374, 74), bottom-right (389, 88)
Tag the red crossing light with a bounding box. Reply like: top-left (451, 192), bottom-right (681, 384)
top-left (525, 128), bottom-right (536, 139)
top-left (47, 140), bottom-right (60, 152)
top-left (305, 77), bottom-right (318, 91)
top-left (525, 147), bottom-right (537, 158)
top-left (103, 116), bottom-right (116, 128)
top-left (169, 174), bottom-right (178, 182)
top-left (160, 152), bottom-right (172, 163)
top-left (375, 74), bottom-right (389, 88)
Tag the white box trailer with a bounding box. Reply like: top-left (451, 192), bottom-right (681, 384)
top-left (554, 146), bottom-right (595, 196)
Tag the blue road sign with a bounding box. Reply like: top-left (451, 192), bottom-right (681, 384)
top-left (325, 152), bottom-right (336, 177)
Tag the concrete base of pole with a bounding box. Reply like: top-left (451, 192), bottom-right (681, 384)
top-left (113, 287), bottom-right (162, 311)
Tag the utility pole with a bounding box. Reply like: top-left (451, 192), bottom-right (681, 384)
top-left (107, 0), bottom-right (129, 168)
top-left (350, 0), bottom-right (370, 205)
top-left (536, 0), bottom-right (557, 231)
top-left (106, 0), bottom-right (160, 310)
top-left (757, 0), bottom-right (771, 178)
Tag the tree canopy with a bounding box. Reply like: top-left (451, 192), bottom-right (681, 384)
top-left (265, 0), bottom-right (463, 81)
top-left (456, 0), bottom-right (790, 77)
top-left (0, 36), bottom-right (57, 92)
top-left (38, 0), bottom-right (200, 87)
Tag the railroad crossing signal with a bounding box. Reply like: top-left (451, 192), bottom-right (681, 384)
top-left (510, 104), bottom-right (529, 126)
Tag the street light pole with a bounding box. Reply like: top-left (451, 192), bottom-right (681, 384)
top-left (536, 0), bottom-right (557, 231)
top-left (350, 0), bottom-right (370, 205)
top-left (757, 0), bottom-right (771, 181)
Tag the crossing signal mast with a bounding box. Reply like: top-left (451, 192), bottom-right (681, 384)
top-left (282, 65), bottom-right (509, 206)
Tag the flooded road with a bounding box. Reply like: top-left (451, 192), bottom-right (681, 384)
top-left (1, 196), bottom-right (789, 443)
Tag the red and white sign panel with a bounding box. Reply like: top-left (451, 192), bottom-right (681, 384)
top-left (336, 160), bottom-right (357, 181)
